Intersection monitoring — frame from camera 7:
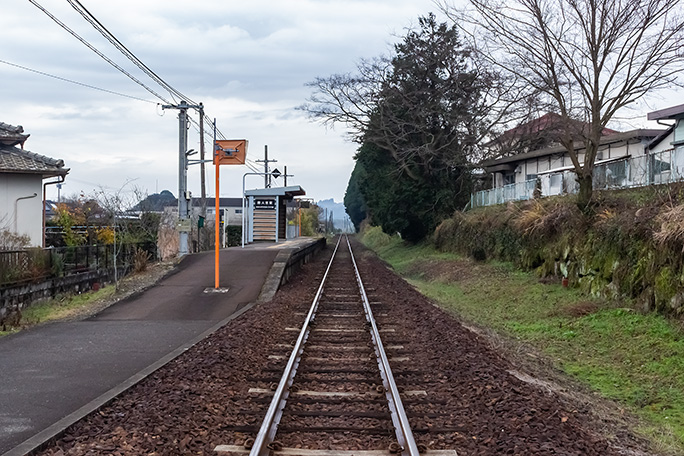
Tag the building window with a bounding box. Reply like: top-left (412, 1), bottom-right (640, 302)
top-left (235, 209), bottom-right (242, 214)
top-left (674, 119), bottom-right (684, 145)
top-left (526, 174), bottom-right (538, 182)
top-left (503, 173), bottom-right (515, 185)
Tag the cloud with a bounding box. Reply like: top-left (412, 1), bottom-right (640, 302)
top-left (1, 0), bottom-right (442, 205)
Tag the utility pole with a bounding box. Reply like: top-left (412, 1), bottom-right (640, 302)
top-left (284, 166), bottom-right (287, 187)
top-left (162, 100), bottom-right (202, 257)
top-left (256, 145), bottom-right (278, 188)
top-left (199, 103), bottom-right (206, 251)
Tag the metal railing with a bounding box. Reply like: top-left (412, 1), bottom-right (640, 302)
top-left (472, 147), bottom-right (684, 208)
top-left (0, 242), bottom-right (156, 288)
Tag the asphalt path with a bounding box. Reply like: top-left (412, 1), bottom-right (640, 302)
top-left (0, 246), bottom-right (281, 454)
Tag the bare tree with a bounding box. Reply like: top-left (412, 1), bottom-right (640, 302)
top-left (441, 0), bottom-right (684, 209)
top-left (94, 181), bottom-right (157, 287)
top-left (301, 15), bottom-right (525, 169)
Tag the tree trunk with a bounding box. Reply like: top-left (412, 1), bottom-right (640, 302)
top-left (576, 173), bottom-right (593, 211)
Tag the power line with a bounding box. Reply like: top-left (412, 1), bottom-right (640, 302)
top-left (30, 0), bottom-right (243, 172)
top-left (64, 0), bottom-right (230, 140)
top-left (62, 0), bottom-right (231, 142)
top-left (28, 0), bottom-right (172, 104)
top-left (65, 0), bottom-right (185, 104)
top-left (0, 58), bottom-right (158, 104)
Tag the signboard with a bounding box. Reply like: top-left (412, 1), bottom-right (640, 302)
top-left (214, 139), bottom-right (248, 165)
top-left (177, 218), bottom-right (192, 232)
top-left (254, 198), bottom-right (276, 210)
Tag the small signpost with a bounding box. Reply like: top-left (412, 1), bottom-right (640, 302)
top-left (212, 139), bottom-right (248, 290)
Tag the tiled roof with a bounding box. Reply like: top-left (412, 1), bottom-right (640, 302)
top-left (0, 122), bottom-right (30, 147)
top-left (0, 145), bottom-right (69, 177)
top-left (493, 113), bottom-right (619, 145)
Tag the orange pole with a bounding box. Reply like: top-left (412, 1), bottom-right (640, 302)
top-left (214, 161), bottom-right (220, 288)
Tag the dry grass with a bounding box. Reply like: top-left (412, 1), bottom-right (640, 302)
top-left (654, 203), bottom-right (684, 250)
top-left (513, 200), bottom-right (583, 238)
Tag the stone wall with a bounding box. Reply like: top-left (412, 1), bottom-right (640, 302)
top-left (0, 268), bottom-right (116, 326)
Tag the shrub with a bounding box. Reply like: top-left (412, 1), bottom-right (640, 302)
top-left (133, 248), bottom-right (151, 273)
top-left (361, 225), bottom-right (393, 250)
top-left (225, 226), bottom-right (242, 247)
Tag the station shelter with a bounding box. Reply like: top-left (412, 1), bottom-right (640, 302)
top-left (244, 185), bottom-right (305, 243)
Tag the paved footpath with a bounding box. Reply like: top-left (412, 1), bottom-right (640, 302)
top-left (0, 239), bottom-right (318, 455)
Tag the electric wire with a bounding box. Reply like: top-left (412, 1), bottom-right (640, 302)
top-left (28, 0), bottom-right (172, 105)
top-left (0, 59), bottom-right (158, 104)
top-left (65, 0), bottom-right (229, 141)
top-left (32, 0), bottom-right (230, 141)
top-left (30, 1), bottom-right (256, 177)
top-left (65, 0), bottom-right (183, 104)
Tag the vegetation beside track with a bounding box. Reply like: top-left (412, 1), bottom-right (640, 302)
top-left (0, 260), bottom-right (175, 336)
top-left (361, 226), bottom-right (684, 454)
top-left (0, 287), bottom-right (115, 337)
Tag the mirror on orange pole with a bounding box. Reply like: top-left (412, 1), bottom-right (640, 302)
top-left (208, 139), bottom-right (248, 292)
top-left (214, 140), bottom-right (248, 165)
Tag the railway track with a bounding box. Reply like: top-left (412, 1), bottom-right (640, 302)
top-left (216, 235), bottom-right (458, 456)
top-left (33, 235), bottom-right (627, 455)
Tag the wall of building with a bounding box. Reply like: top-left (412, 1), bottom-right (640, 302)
top-left (650, 131), bottom-right (675, 155)
top-left (203, 206), bottom-right (243, 226)
top-left (504, 141), bottom-right (647, 187)
top-left (0, 174), bottom-right (43, 246)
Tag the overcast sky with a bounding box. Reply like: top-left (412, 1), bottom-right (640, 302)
top-left (2, 0), bottom-right (677, 207)
top-left (1, 0), bottom-right (443, 204)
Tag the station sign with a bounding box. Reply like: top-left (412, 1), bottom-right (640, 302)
top-left (254, 198), bottom-right (276, 210)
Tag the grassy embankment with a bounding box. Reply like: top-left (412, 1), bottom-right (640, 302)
top-left (361, 226), bottom-right (684, 454)
top-left (0, 286), bottom-right (116, 337)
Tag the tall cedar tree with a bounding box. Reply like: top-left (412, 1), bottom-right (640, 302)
top-left (343, 163), bottom-right (367, 232)
top-left (342, 15), bottom-right (486, 241)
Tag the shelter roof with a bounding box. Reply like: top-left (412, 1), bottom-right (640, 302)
top-left (245, 185), bottom-right (306, 198)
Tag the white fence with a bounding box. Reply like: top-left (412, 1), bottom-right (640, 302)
top-left (472, 147), bottom-right (684, 208)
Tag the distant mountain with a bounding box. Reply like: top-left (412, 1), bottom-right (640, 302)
top-left (316, 198), bottom-right (351, 231)
top-left (132, 190), bottom-right (176, 212)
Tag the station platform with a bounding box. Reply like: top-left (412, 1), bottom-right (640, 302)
top-left (0, 237), bottom-right (324, 455)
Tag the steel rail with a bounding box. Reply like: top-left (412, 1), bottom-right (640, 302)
top-left (249, 235), bottom-right (343, 456)
top-left (345, 234), bottom-right (420, 456)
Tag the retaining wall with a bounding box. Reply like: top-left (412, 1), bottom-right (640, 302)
top-left (0, 267), bottom-right (128, 326)
top-left (257, 237), bottom-right (327, 302)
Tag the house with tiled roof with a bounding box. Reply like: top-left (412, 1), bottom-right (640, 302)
top-left (0, 122), bottom-right (69, 246)
top-left (473, 112), bottom-right (671, 207)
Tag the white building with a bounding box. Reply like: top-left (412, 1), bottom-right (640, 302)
top-left (472, 109), bottom-right (684, 207)
top-left (0, 123), bottom-right (69, 247)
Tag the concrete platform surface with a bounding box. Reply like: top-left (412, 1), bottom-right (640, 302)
top-left (0, 238), bottom-right (320, 455)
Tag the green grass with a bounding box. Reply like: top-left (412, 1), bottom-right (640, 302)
top-left (361, 228), bottom-right (684, 453)
top-left (2, 286), bottom-right (116, 334)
